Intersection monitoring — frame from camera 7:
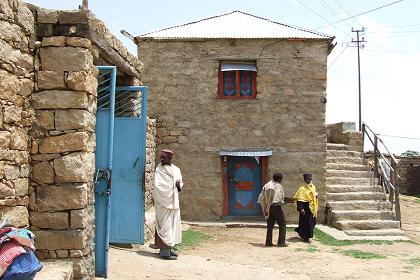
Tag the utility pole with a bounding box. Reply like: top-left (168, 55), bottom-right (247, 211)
top-left (351, 27), bottom-right (365, 131)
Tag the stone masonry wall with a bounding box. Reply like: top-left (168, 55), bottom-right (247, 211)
top-left (139, 38), bottom-right (330, 222)
top-left (145, 117), bottom-right (156, 209)
top-left (30, 34), bottom-right (97, 279)
top-left (397, 156), bottom-right (420, 194)
top-left (0, 0), bottom-right (34, 229)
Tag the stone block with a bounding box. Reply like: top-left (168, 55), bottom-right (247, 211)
top-left (42, 36), bottom-right (66, 47)
top-left (0, 1), bottom-right (13, 19)
top-left (0, 206), bottom-right (28, 227)
top-left (16, 4), bottom-right (34, 34)
top-left (36, 183), bottom-right (88, 211)
top-left (38, 71), bottom-right (65, 89)
top-left (58, 10), bottom-right (89, 24)
top-left (13, 177), bottom-right (29, 196)
top-left (33, 90), bottom-right (89, 110)
top-left (55, 110), bottom-right (95, 132)
top-left (70, 208), bottom-right (91, 229)
top-left (40, 47), bottom-right (93, 72)
top-left (35, 110), bottom-right (54, 130)
top-left (39, 132), bottom-right (90, 154)
top-left (66, 37), bottom-right (91, 48)
top-left (54, 152), bottom-right (94, 183)
top-left (37, 8), bottom-right (58, 24)
top-left (0, 131), bottom-right (11, 149)
top-left (3, 105), bottom-right (21, 123)
top-left (4, 164), bottom-right (19, 180)
top-left (20, 164), bottom-right (30, 177)
top-left (31, 211), bottom-right (69, 229)
top-left (36, 23), bottom-right (54, 37)
top-left (66, 71), bottom-right (97, 95)
top-left (32, 162), bottom-right (54, 185)
top-left (19, 78), bottom-right (33, 97)
top-left (32, 229), bottom-right (87, 250)
top-left (9, 127), bottom-right (28, 150)
top-left (0, 21), bottom-right (24, 42)
top-left (0, 151), bottom-right (28, 164)
top-left (0, 182), bottom-right (14, 198)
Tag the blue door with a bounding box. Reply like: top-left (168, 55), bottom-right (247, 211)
top-left (94, 66), bottom-right (148, 277)
top-left (227, 156), bottom-right (262, 216)
top-left (95, 66), bottom-right (116, 278)
top-left (109, 86), bottom-right (147, 243)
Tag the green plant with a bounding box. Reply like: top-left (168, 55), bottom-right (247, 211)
top-left (408, 257), bottom-right (420, 266)
top-left (339, 249), bottom-right (386, 259)
top-left (295, 245), bottom-right (320, 253)
top-left (174, 229), bottom-right (212, 252)
top-left (400, 150), bottom-right (420, 157)
top-left (314, 228), bottom-right (394, 246)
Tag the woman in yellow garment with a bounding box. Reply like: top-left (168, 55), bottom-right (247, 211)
top-left (294, 174), bottom-right (318, 242)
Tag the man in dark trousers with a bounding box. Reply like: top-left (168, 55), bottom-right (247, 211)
top-left (258, 173), bottom-right (288, 247)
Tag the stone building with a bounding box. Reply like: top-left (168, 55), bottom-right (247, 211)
top-left (135, 11), bottom-right (335, 222)
top-left (0, 1), bottom-right (155, 279)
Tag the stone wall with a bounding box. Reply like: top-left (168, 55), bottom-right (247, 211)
top-left (2, 3), bottom-right (154, 280)
top-left (139, 38), bottom-right (330, 221)
top-left (30, 33), bottom-right (97, 279)
top-left (397, 156), bottom-right (420, 194)
top-left (0, 0), bottom-right (34, 229)
top-left (326, 122), bottom-right (363, 151)
top-left (145, 117), bottom-right (156, 209)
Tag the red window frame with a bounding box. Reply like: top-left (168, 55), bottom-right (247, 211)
top-left (218, 67), bottom-right (257, 99)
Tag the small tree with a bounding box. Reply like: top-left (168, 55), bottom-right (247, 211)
top-left (400, 150), bottom-right (420, 157)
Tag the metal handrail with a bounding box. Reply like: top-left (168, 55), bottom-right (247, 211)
top-left (362, 122), bottom-right (401, 227)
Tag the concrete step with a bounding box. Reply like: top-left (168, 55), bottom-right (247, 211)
top-left (327, 185), bottom-right (382, 193)
top-left (34, 260), bottom-right (73, 280)
top-left (344, 229), bottom-right (405, 237)
top-left (332, 219), bottom-right (401, 230)
top-left (327, 177), bottom-right (372, 185)
top-left (329, 210), bottom-right (395, 220)
top-left (326, 163), bottom-right (371, 171)
top-left (326, 200), bottom-right (392, 211)
top-left (327, 143), bottom-right (350, 151)
top-left (326, 192), bottom-right (387, 201)
top-left (327, 150), bottom-right (364, 158)
top-left (327, 156), bottom-right (367, 165)
top-left (327, 169), bottom-right (373, 178)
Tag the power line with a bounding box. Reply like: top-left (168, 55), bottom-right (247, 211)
top-left (333, 0), bottom-right (363, 27)
top-left (295, 0), bottom-right (347, 35)
top-left (378, 134), bottom-right (420, 141)
top-left (315, 0), bottom-right (404, 30)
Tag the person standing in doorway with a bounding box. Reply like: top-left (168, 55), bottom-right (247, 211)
top-left (153, 149), bottom-right (183, 260)
top-left (258, 173), bottom-right (288, 247)
top-left (294, 173), bottom-right (318, 242)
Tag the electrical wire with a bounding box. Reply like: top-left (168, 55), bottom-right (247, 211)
top-left (315, 0), bottom-right (404, 30)
top-left (378, 135), bottom-right (420, 141)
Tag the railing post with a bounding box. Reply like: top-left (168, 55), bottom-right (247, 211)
top-left (373, 135), bottom-right (378, 179)
top-left (392, 160), bottom-right (401, 227)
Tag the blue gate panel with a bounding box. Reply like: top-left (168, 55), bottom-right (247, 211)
top-left (94, 109), bottom-right (112, 278)
top-left (110, 118), bottom-right (144, 243)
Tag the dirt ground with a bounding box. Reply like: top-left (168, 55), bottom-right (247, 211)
top-left (101, 195), bottom-right (420, 280)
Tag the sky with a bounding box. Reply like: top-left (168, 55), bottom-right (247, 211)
top-left (26, 0), bottom-right (420, 156)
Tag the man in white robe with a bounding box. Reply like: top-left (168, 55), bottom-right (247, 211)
top-left (153, 149), bottom-right (183, 260)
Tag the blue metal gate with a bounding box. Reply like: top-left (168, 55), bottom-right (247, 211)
top-left (94, 66), bottom-right (148, 277)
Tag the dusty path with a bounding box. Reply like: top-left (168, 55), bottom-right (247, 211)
top-left (101, 195), bottom-right (420, 280)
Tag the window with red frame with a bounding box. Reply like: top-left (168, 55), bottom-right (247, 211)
top-left (218, 63), bottom-right (257, 98)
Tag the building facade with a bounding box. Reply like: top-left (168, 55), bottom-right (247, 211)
top-left (135, 11), bottom-right (335, 221)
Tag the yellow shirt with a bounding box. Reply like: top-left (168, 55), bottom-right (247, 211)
top-left (294, 183), bottom-right (318, 218)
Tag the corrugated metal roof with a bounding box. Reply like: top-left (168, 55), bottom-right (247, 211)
top-left (135, 11), bottom-right (333, 40)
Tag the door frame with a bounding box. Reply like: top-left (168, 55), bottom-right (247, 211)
top-left (221, 155), bottom-right (268, 216)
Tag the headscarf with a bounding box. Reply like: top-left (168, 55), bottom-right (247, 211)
top-left (294, 183), bottom-right (318, 218)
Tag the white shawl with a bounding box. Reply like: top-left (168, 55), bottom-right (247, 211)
top-left (153, 163), bottom-right (183, 209)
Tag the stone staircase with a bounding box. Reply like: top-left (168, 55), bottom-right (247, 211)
top-left (326, 143), bottom-right (405, 238)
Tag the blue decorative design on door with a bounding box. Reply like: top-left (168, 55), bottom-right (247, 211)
top-left (227, 156), bottom-right (262, 216)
